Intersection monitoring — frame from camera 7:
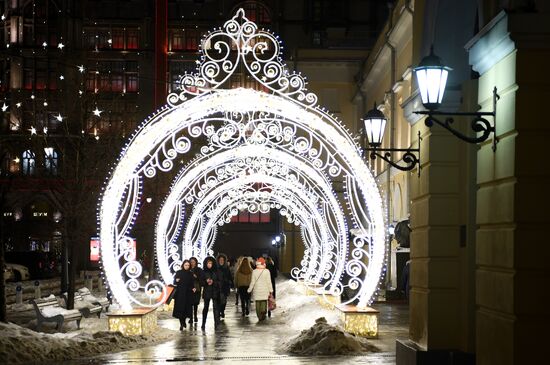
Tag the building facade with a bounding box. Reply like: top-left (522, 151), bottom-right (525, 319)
top-left (355, 0), bottom-right (549, 364)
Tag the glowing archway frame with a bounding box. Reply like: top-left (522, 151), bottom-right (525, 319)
top-left (155, 148), bottom-right (343, 287)
top-left (99, 9), bottom-right (385, 310)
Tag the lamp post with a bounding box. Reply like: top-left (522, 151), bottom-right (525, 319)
top-left (413, 46), bottom-right (499, 151)
top-left (362, 103), bottom-right (421, 174)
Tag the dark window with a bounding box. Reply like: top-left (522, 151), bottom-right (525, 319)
top-left (171, 31), bottom-right (184, 50)
top-left (184, 29), bottom-right (199, 50)
top-left (126, 30), bottom-right (139, 49)
top-left (112, 29), bottom-right (124, 49)
top-left (126, 75), bottom-right (138, 92)
top-left (23, 70), bottom-right (33, 89)
top-left (112, 74), bottom-right (123, 92)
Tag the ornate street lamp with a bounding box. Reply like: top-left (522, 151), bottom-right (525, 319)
top-left (413, 47), bottom-right (499, 151)
top-left (362, 103), bottom-right (421, 174)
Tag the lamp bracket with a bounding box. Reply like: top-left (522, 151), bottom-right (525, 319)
top-left (415, 87), bottom-right (499, 151)
top-left (365, 131), bottom-right (421, 176)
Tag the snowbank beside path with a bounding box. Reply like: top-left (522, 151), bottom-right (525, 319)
top-left (273, 279), bottom-right (340, 331)
top-left (275, 279), bottom-right (379, 355)
top-left (0, 320), bottom-right (177, 364)
top-left (281, 317), bottom-right (378, 355)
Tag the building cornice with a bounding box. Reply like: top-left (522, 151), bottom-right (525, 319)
top-left (465, 11), bottom-right (514, 75)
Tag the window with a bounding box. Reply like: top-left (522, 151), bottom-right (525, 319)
top-left (23, 70), bottom-right (33, 90)
top-left (126, 30), bottom-right (139, 49)
top-left (126, 75), bottom-right (138, 92)
top-left (112, 29), bottom-right (124, 49)
top-left (184, 29), bottom-right (199, 51)
top-left (170, 30), bottom-right (184, 51)
top-left (44, 148), bottom-right (58, 175)
top-left (22, 150), bottom-right (35, 175)
top-left (231, 211), bottom-right (271, 223)
top-left (111, 74), bottom-right (123, 92)
top-left (242, 2), bottom-right (272, 25)
top-left (1, 152), bottom-right (20, 175)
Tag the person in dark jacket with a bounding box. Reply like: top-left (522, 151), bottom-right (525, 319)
top-left (216, 253), bottom-right (233, 319)
top-left (189, 256), bottom-right (203, 324)
top-left (201, 256), bottom-right (221, 330)
top-left (266, 256), bottom-right (278, 318)
top-left (172, 260), bottom-right (196, 330)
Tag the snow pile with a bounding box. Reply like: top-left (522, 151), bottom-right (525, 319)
top-left (0, 321), bottom-right (177, 364)
top-left (274, 280), bottom-right (339, 330)
top-left (281, 317), bottom-right (378, 355)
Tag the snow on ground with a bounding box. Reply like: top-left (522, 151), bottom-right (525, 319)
top-left (0, 321), bottom-right (177, 364)
top-left (281, 317), bottom-right (379, 355)
top-left (275, 279), bottom-right (379, 355)
top-left (273, 279), bottom-right (340, 331)
top-left (1, 289), bottom-right (178, 364)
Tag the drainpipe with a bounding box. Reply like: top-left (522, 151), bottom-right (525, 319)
top-left (381, 1), bottom-right (397, 292)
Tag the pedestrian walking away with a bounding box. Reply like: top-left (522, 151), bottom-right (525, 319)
top-left (189, 257), bottom-right (203, 323)
top-left (216, 253), bottom-right (233, 320)
top-left (234, 256), bottom-right (253, 317)
top-left (247, 257), bottom-right (273, 321)
top-left (172, 260), bottom-right (195, 330)
top-left (201, 256), bottom-right (222, 330)
top-left (266, 256), bottom-right (278, 318)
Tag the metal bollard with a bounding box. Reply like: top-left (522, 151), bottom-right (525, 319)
top-left (15, 283), bottom-right (23, 304)
top-left (34, 280), bottom-right (41, 299)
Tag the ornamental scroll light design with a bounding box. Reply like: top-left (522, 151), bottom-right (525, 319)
top-left (98, 9), bottom-right (386, 310)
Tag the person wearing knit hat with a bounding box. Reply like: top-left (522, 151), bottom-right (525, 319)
top-left (247, 257), bottom-right (273, 321)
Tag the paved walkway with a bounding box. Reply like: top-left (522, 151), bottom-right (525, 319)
top-left (63, 296), bottom-right (408, 364)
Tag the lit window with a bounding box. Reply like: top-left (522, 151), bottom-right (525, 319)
top-left (22, 150), bottom-right (35, 175)
top-left (44, 147), bottom-right (58, 175)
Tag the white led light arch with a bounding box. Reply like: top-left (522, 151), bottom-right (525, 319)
top-left (98, 9), bottom-right (385, 310)
top-left (154, 147), bottom-right (344, 285)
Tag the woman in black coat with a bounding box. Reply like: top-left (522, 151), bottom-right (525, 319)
top-left (189, 257), bottom-right (203, 323)
top-left (172, 260), bottom-right (196, 330)
top-left (200, 256), bottom-right (221, 331)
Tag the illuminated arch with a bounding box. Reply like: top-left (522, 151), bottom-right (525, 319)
top-left (98, 9), bottom-right (385, 310)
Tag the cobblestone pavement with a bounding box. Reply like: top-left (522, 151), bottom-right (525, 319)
top-left (63, 297), bottom-right (408, 364)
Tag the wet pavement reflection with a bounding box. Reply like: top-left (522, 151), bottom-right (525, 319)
top-left (62, 297), bottom-right (408, 364)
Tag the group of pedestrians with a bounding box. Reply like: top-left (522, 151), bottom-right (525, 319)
top-left (171, 254), bottom-right (277, 331)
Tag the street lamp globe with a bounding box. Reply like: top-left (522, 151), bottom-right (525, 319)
top-left (362, 104), bottom-right (387, 147)
top-left (413, 47), bottom-right (452, 110)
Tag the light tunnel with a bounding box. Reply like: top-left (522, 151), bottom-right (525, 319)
top-left (99, 88), bottom-right (386, 310)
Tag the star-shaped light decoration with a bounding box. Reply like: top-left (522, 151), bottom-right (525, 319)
top-left (78, 90), bottom-right (83, 95)
top-left (1, 103), bottom-right (7, 112)
top-left (30, 126), bottom-right (37, 135)
top-left (92, 107), bottom-right (103, 117)
top-left (59, 75), bottom-right (64, 80)
top-left (43, 126), bottom-right (48, 134)
top-left (78, 65), bottom-right (85, 73)
top-left (16, 102), bottom-right (21, 108)
top-left (57, 42), bottom-right (65, 50)
top-left (108, 39), bottom-right (112, 45)
top-left (55, 113), bottom-right (63, 122)
top-left (1, 15), bottom-right (5, 21)
top-left (42, 41), bottom-right (47, 47)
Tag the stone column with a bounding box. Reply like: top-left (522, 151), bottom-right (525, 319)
top-left (467, 11), bottom-right (550, 365)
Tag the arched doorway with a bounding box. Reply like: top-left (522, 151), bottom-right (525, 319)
top-left (98, 9), bottom-right (386, 310)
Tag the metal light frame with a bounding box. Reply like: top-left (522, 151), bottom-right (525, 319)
top-left (413, 47), bottom-right (499, 151)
